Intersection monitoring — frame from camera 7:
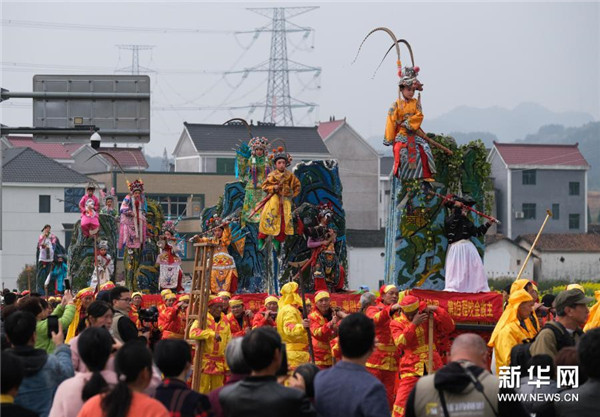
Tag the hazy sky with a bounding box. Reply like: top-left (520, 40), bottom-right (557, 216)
top-left (2, 1), bottom-right (599, 156)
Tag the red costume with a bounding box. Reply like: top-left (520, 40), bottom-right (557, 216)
top-left (308, 292), bottom-right (339, 369)
top-left (390, 296), bottom-right (455, 417)
top-left (226, 312), bottom-right (252, 338)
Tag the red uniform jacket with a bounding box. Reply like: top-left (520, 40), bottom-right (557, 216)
top-left (159, 305), bottom-right (186, 339)
top-left (308, 308), bottom-right (338, 367)
top-left (366, 303), bottom-right (400, 372)
top-left (226, 312), bottom-right (251, 338)
top-left (252, 308), bottom-right (277, 329)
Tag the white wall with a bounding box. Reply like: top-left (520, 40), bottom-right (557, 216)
top-left (1, 184), bottom-right (83, 289)
top-left (484, 239), bottom-right (535, 280)
top-left (347, 246), bottom-right (386, 291)
top-left (539, 251), bottom-right (600, 281)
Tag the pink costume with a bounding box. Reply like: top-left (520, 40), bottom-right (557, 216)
top-left (78, 194), bottom-right (99, 213)
top-left (118, 179), bottom-right (147, 250)
top-left (80, 198), bottom-right (100, 238)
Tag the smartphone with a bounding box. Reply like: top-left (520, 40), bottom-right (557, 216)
top-left (47, 315), bottom-right (59, 338)
top-left (64, 279), bottom-right (71, 291)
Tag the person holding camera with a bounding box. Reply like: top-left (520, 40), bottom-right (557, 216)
top-left (390, 295), bottom-right (455, 417)
top-left (226, 297), bottom-right (253, 338)
top-left (252, 295), bottom-right (279, 329)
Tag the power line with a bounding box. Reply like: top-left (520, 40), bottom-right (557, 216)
top-left (115, 45), bottom-right (155, 75)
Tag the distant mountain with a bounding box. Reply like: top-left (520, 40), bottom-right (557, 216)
top-left (518, 122), bottom-right (600, 191)
top-left (145, 154), bottom-right (164, 171)
top-left (426, 102), bottom-right (595, 141)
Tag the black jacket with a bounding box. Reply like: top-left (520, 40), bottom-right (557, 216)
top-left (219, 375), bottom-right (315, 417)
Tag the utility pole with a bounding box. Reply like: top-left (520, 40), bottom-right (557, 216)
top-left (115, 45), bottom-right (155, 75)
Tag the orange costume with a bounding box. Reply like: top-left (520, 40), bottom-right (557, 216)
top-left (390, 296), bottom-right (455, 417)
top-left (189, 297), bottom-right (232, 394)
top-left (365, 285), bottom-right (401, 408)
top-left (129, 291), bottom-right (143, 328)
top-left (159, 295), bottom-right (189, 339)
top-left (308, 291), bottom-right (339, 369)
top-left (226, 297), bottom-right (252, 337)
top-left (209, 224), bottom-right (238, 294)
top-left (252, 296), bottom-right (278, 329)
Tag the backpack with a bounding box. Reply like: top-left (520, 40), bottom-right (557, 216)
top-left (509, 321), bottom-right (575, 369)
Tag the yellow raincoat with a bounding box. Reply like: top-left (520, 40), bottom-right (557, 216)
top-left (258, 169), bottom-right (301, 237)
top-left (584, 290), bottom-right (600, 332)
top-left (276, 282), bottom-right (309, 370)
top-left (488, 289), bottom-right (536, 373)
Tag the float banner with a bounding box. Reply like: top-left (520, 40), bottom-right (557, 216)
top-left (407, 289), bottom-right (503, 323)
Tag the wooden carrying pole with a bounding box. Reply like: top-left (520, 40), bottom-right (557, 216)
top-left (427, 312), bottom-right (434, 374)
top-left (185, 242), bottom-right (216, 392)
top-left (516, 209), bottom-right (552, 281)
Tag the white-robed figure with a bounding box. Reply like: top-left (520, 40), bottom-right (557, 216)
top-left (90, 240), bottom-right (114, 287)
top-left (444, 196), bottom-right (492, 293)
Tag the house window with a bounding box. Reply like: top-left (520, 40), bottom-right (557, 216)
top-left (39, 195), bottom-right (51, 213)
top-left (216, 158), bottom-right (236, 175)
top-left (64, 188), bottom-right (85, 213)
top-left (569, 214), bottom-right (580, 229)
top-left (151, 195), bottom-right (189, 218)
top-left (522, 170), bottom-right (536, 185)
top-left (569, 182), bottom-right (580, 195)
top-left (522, 203), bottom-right (536, 219)
top-left (552, 204), bottom-right (560, 220)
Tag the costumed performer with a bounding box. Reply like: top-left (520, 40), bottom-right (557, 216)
top-left (226, 296), bottom-right (253, 337)
top-left (37, 224), bottom-right (57, 294)
top-left (236, 136), bottom-right (272, 225)
top-left (119, 178), bottom-right (147, 252)
top-left (46, 254), bottom-right (67, 295)
top-left (276, 281), bottom-right (310, 370)
top-left (189, 296), bottom-right (231, 394)
top-left (90, 240), bottom-right (113, 288)
top-left (584, 290), bottom-right (600, 332)
top-left (365, 284), bottom-right (402, 407)
top-left (65, 287), bottom-right (95, 343)
top-left (252, 295), bottom-right (279, 329)
top-left (80, 197), bottom-right (100, 238)
top-left (390, 295), bottom-right (455, 417)
top-left (158, 289), bottom-right (173, 316)
top-left (159, 294), bottom-right (189, 339)
top-left (209, 219), bottom-right (238, 294)
top-left (129, 291), bottom-right (143, 328)
top-left (78, 183), bottom-right (99, 213)
top-left (308, 290), bottom-right (348, 369)
top-left (443, 195), bottom-right (492, 293)
top-left (99, 187), bottom-right (118, 218)
top-left (156, 220), bottom-right (184, 292)
top-left (258, 146), bottom-right (301, 251)
top-left (487, 289), bottom-right (536, 374)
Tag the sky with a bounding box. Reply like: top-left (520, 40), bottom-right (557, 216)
top-left (2, 1), bottom-right (599, 156)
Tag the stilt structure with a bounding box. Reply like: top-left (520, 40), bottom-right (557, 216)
top-left (185, 241), bottom-right (217, 392)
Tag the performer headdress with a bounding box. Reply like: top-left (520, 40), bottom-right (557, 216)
top-left (249, 136), bottom-right (269, 153)
top-left (269, 146), bottom-right (292, 167)
top-left (317, 202), bottom-right (335, 220)
top-left (127, 178), bottom-right (144, 193)
top-left (162, 220), bottom-right (177, 235)
top-left (98, 240), bottom-right (109, 250)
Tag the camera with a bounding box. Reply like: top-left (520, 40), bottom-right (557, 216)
top-left (138, 306), bottom-right (159, 324)
top-left (90, 131), bottom-right (101, 150)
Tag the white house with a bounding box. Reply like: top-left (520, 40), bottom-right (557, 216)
top-left (484, 234), bottom-right (536, 280)
top-left (173, 121), bottom-right (330, 174)
top-left (516, 233), bottom-right (600, 282)
top-left (1, 148), bottom-right (94, 290)
top-left (345, 228), bottom-right (386, 291)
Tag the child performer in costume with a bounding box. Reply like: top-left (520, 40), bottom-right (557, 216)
top-left (48, 255), bottom-right (67, 294)
top-left (236, 136), bottom-right (272, 225)
top-left (384, 66), bottom-right (436, 181)
top-left (156, 220), bottom-right (184, 292)
top-left (90, 240), bottom-right (114, 288)
top-left (209, 217), bottom-right (238, 294)
top-left (80, 198), bottom-right (100, 238)
top-left (443, 196), bottom-right (493, 293)
top-left (257, 147), bottom-right (301, 251)
top-left (78, 183), bottom-right (99, 213)
top-left (119, 179), bottom-right (147, 252)
top-left (100, 188), bottom-right (118, 218)
top-left (37, 224), bottom-right (57, 294)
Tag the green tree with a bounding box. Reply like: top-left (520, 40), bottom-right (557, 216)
top-left (17, 264), bottom-right (36, 292)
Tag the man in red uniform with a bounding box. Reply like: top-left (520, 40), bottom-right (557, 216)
top-left (390, 294), bottom-right (455, 417)
top-left (252, 295), bottom-right (278, 328)
top-left (159, 294), bottom-right (189, 339)
top-left (157, 289), bottom-right (173, 317)
top-left (158, 292), bottom-right (177, 332)
top-left (308, 290), bottom-right (348, 369)
top-left (226, 296), bottom-right (253, 337)
top-left (128, 291), bottom-right (143, 328)
top-left (365, 284), bottom-right (402, 408)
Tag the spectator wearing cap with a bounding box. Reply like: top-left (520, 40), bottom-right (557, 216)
top-left (390, 295), bottom-right (455, 417)
top-left (315, 313), bottom-right (389, 417)
top-left (4, 311), bottom-right (73, 417)
top-left (530, 289), bottom-right (591, 360)
top-left (555, 328), bottom-right (600, 417)
top-left (160, 295), bottom-right (190, 340)
top-left (488, 289), bottom-right (536, 373)
top-left (189, 296), bottom-right (231, 394)
top-left (226, 296), bottom-right (253, 338)
top-left (308, 290), bottom-right (348, 369)
top-left (219, 327), bottom-right (315, 417)
top-left (252, 295), bottom-right (279, 329)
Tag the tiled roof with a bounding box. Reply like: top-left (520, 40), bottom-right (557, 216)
top-left (97, 147), bottom-right (148, 169)
top-left (380, 156), bottom-right (394, 176)
top-left (3, 148), bottom-right (90, 184)
top-left (317, 119), bottom-right (345, 140)
top-left (346, 228), bottom-right (386, 248)
top-left (494, 142), bottom-right (589, 168)
top-left (518, 233), bottom-right (600, 252)
top-left (7, 136), bottom-right (81, 160)
top-left (184, 122), bottom-right (330, 155)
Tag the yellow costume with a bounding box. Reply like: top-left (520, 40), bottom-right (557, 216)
top-left (584, 290), bottom-right (600, 332)
top-left (209, 226), bottom-right (237, 294)
top-left (258, 169), bottom-right (301, 238)
top-left (488, 289), bottom-right (536, 373)
top-left (276, 282), bottom-right (309, 370)
top-left (65, 287), bottom-right (94, 343)
top-left (189, 310), bottom-right (231, 394)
